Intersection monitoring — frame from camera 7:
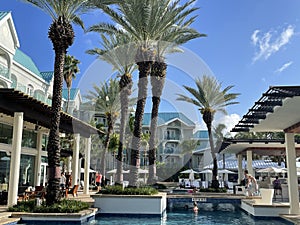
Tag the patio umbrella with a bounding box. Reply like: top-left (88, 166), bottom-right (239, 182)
top-left (218, 169), bottom-right (235, 174)
top-left (180, 169), bottom-right (199, 174)
top-left (199, 169), bottom-right (212, 174)
top-left (256, 167), bottom-right (284, 173)
top-left (106, 169), bottom-right (129, 174)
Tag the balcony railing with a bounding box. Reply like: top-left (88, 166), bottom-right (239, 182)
top-left (164, 135), bottom-right (180, 140)
top-left (0, 64), bottom-right (9, 79)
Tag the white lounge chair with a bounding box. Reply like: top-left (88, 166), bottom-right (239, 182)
top-left (254, 188), bottom-right (274, 205)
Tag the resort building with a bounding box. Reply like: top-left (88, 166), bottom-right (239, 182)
top-left (0, 11), bottom-right (98, 206)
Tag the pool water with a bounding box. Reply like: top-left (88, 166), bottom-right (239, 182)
top-left (95, 209), bottom-right (292, 225)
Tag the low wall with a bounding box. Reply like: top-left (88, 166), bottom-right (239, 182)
top-left (92, 193), bottom-right (167, 215)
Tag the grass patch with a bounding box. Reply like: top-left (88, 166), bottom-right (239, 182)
top-left (8, 199), bottom-right (89, 213)
top-left (100, 186), bottom-right (158, 195)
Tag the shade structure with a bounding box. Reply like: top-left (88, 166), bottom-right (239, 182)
top-left (106, 169), bottom-right (129, 174)
top-left (180, 169), bottom-right (199, 174)
top-left (80, 168), bottom-right (96, 173)
top-left (256, 167), bottom-right (284, 173)
top-left (218, 169), bottom-right (235, 174)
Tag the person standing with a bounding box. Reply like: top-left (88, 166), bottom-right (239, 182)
top-left (60, 172), bottom-right (66, 190)
top-left (96, 172), bottom-right (102, 192)
top-left (244, 170), bottom-right (258, 196)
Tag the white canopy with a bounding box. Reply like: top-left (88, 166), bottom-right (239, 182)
top-left (180, 169), bottom-right (199, 174)
top-left (256, 167), bottom-right (285, 173)
top-left (218, 169), bottom-right (235, 174)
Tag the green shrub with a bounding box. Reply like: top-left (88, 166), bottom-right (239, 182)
top-left (8, 199), bottom-right (89, 213)
top-left (100, 186), bottom-right (158, 195)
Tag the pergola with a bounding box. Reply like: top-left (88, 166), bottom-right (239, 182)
top-left (0, 89), bottom-right (102, 206)
top-left (222, 86), bottom-right (300, 214)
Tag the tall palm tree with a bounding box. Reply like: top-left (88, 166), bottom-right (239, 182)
top-left (21, 0), bottom-right (93, 205)
top-left (147, 0), bottom-right (205, 183)
top-left (85, 79), bottom-right (121, 182)
top-left (92, 0), bottom-right (203, 186)
top-left (63, 54), bottom-right (80, 113)
top-left (177, 75), bottom-right (239, 188)
top-left (86, 32), bottom-right (136, 184)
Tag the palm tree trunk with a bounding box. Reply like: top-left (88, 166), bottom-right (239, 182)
top-left (129, 61), bottom-right (152, 187)
top-left (148, 61), bottom-right (167, 184)
top-left (66, 85), bottom-right (70, 113)
top-left (116, 74), bottom-right (132, 184)
top-left (204, 116), bottom-right (219, 189)
top-left (46, 48), bottom-right (66, 205)
top-left (100, 114), bottom-right (113, 186)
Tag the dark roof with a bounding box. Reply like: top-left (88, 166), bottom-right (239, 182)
top-left (0, 88), bottom-right (102, 137)
top-left (232, 86), bottom-right (300, 132)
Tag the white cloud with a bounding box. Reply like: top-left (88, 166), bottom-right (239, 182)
top-left (251, 25), bottom-right (295, 62)
top-left (213, 114), bottom-right (241, 137)
top-left (275, 61), bottom-right (293, 73)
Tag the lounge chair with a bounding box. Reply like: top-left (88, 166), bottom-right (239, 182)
top-left (66, 185), bottom-right (79, 198)
top-left (254, 188), bottom-right (274, 205)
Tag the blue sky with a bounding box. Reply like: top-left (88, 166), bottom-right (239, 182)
top-left (2, 0), bottom-right (300, 132)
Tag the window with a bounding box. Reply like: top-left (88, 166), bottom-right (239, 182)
top-left (19, 155), bottom-right (35, 186)
top-left (0, 123), bottom-right (13, 144)
top-left (27, 84), bottom-right (34, 96)
top-left (22, 130), bottom-right (37, 148)
top-left (11, 74), bottom-right (17, 88)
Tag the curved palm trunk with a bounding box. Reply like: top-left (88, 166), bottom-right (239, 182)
top-left (203, 111), bottom-right (219, 189)
top-left (46, 16), bottom-right (74, 205)
top-left (100, 114), bottom-right (113, 185)
top-left (66, 84), bottom-right (71, 113)
top-left (116, 74), bottom-right (132, 184)
top-left (148, 61), bottom-right (167, 184)
top-left (129, 47), bottom-right (153, 187)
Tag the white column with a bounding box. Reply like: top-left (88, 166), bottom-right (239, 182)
top-left (72, 134), bottom-right (80, 186)
top-left (237, 154), bottom-right (243, 184)
top-left (84, 136), bottom-right (91, 194)
top-left (67, 156), bottom-right (72, 174)
top-left (34, 131), bottom-right (43, 187)
top-left (8, 113), bottom-right (23, 207)
top-left (78, 158), bottom-right (82, 185)
top-left (285, 133), bottom-right (300, 214)
top-left (246, 150), bottom-right (253, 176)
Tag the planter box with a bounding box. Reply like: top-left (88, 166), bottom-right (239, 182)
top-left (11, 208), bottom-right (97, 224)
top-left (92, 193), bottom-right (167, 216)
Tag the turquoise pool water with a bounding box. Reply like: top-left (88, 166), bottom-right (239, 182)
top-left (95, 209), bottom-right (292, 225)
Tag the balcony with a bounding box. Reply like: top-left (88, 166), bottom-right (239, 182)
top-left (0, 64), bottom-right (9, 79)
top-left (164, 135), bottom-right (180, 141)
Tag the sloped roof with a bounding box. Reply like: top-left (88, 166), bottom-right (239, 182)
top-left (143, 112), bottom-right (195, 126)
top-left (204, 159), bottom-right (285, 170)
top-left (194, 130), bottom-right (209, 139)
top-left (0, 12), bottom-right (9, 21)
top-left (40, 71), bottom-right (54, 83)
top-left (62, 88), bottom-right (79, 101)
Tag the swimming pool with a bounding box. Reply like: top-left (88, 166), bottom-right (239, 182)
top-left (95, 209), bottom-right (292, 225)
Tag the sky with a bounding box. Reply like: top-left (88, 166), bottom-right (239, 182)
top-left (2, 0), bottom-right (300, 133)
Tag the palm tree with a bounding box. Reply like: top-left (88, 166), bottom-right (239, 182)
top-left (147, 0), bottom-right (205, 183)
top-left (177, 75), bottom-right (239, 188)
top-left (85, 79), bottom-right (120, 182)
top-left (63, 54), bottom-right (80, 113)
top-left (86, 32), bottom-right (136, 184)
top-left (92, 0), bottom-right (203, 186)
top-left (21, 0), bottom-right (94, 205)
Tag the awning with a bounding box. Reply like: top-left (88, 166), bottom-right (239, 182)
top-left (0, 88), bottom-right (102, 137)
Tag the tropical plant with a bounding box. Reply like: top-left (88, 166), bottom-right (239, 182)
top-left (21, 0), bottom-right (93, 205)
top-left (147, 0), bottom-right (204, 184)
top-left (177, 75), bottom-right (239, 188)
top-left (86, 32), bottom-right (136, 184)
top-left (85, 78), bottom-right (120, 181)
top-left (91, 0), bottom-right (203, 186)
top-left (63, 54), bottom-right (80, 113)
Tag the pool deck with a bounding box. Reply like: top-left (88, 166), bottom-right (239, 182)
top-left (1, 190), bottom-right (300, 224)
